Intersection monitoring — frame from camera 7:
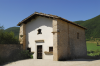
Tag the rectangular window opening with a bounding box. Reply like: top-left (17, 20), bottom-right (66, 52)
top-left (49, 47), bottom-right (53, 52)
top-left (27, 48), bottom-right (31, 52)
top-left (77, 33), bottom-right (79, 39)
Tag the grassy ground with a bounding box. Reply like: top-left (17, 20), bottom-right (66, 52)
top-left (86, 41), bottom-right (100, 51)
top-left (86, 41), bottom-right (100, 56)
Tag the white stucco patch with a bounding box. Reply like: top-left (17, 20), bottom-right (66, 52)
top-left (26, 16), bottom-right (53, 60)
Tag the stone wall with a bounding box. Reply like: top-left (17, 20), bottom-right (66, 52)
top-left (0, 44), bottom-right (22, 58)
top-left (52, 19), bottom-right (58, 61)
top-left (57, 19), bottom-right (70, 60)
top-left (69, 23), bottom-right (87, 58)
top-left (19, 24), bottom-right (24, 44)
top-left (56, 19), bottom-right (87, 60)
top-left (19, 23), bottom-right (26, 50)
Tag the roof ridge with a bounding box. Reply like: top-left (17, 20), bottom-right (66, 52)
top-left (34, 12), bottom-right (59, 17)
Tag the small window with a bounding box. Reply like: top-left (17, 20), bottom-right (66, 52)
top-left (37, 29), bottom-right (42, 34)
top-left (27, 48), bottom-right (31, 52)
top-left (49, 47), bottom-right (53, 52)
top-left (77, 33), bottom-right (79, 39)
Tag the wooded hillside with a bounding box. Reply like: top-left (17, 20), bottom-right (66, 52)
top-left (5, 27), bottom-right (20, 38)
top-left (74, 15), bottom-right (100, 40)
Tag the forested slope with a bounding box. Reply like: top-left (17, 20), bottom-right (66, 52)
top-left (74, 15), bottom-right (100, 39)
top-left (5, 27), bottom-right (20, 38)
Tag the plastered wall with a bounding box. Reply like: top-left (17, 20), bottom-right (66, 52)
top-left (25, 16), bottom-right (53, 60)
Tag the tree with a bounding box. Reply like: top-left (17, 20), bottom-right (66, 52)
top-left (0, 24), bottom-right (20, 44)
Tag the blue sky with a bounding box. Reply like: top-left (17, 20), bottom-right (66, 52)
top-left (0, 0), bottom-right (100, 29)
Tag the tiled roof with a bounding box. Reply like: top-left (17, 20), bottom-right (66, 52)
top-left (17, 12), bottom-right (87, 29)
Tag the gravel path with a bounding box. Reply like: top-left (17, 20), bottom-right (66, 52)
top-left (1, 59), bottom-right (100, 66)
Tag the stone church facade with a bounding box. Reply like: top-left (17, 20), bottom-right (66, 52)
top-left (17, 12), bottom-right (87, 61)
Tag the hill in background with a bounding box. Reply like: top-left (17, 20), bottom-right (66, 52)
top-left (74, 15), bottom-right (100, 40)
top-left (5, 27), bottom-right (20, 38)
top-left (5, 15), bottom-right (100, 40)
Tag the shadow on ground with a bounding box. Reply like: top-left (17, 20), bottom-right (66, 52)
top-left (58, 56), bottom-right (100, 61)
top-left (1, 56), bottom-right (100, 66)
top-left (0, 59), bottom-right (32, 66)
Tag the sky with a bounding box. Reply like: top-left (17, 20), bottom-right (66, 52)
top-left (0, 0), bottom-right (100, 29)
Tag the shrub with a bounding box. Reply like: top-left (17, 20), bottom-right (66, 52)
top-left (86, 39), bottom-right (90, 41)
top-left (18, 50), bottom-right (33, 59)
top-left (87, 50), bottom-right (100, 57)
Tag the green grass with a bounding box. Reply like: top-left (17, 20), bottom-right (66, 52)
top-left (86, 42), bottom-right (100, 51)
top-left (86, 41), bottom-right (100, 57)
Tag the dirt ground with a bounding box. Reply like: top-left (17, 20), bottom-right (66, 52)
top-left (1, 59), bottom-right (100, 66)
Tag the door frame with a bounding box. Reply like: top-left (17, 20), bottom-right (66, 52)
top-left (37, 45), bottom-right (42, 59)
top-left (35, 40), bottom-right (44, 59)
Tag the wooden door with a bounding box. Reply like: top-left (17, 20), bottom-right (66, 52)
top-left (37, 45), bottom-right (42, 59)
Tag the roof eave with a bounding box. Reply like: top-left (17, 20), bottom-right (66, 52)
top-left (58, 17), bottom-right (87, 30)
